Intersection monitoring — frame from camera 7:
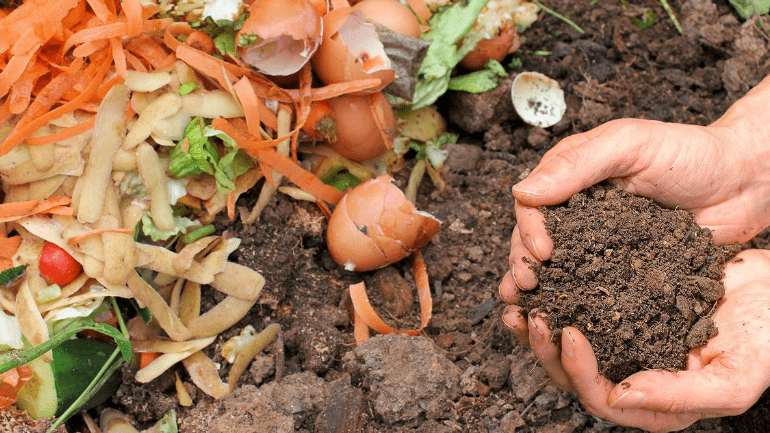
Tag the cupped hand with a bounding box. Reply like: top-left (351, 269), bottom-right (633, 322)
top-left (500, 112), bottom-right (770, 300)
top-left (502, 249), bottom-right (770, 432)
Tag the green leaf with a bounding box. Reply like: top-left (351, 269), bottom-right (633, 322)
top-left (448, 59), bottom-right (508, 93)
top-left (0, 264), bottom-right (26, 288)
top-left (729, 0), bottom-right (770, 18)
top-left (0, 317), bottom-right (131, 376)
top-left (178, 82), bottom-right (198, 95)
top-left (411, 0), bottom-right (490, 109)
top-left (191, 14), bottom-right (249, 57)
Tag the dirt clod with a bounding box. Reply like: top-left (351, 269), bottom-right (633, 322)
top-left (519, 184), bottom-right (741, 383)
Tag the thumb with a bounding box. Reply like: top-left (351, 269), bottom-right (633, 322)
top-left (512, 121), bottom-right (646, 206)
top-left (607, 357), bottom-right (762, 417)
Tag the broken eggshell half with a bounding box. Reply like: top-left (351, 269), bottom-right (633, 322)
top-left (236, 0), bottom-right (323, 76)
top-left (510, 71), bottom-right (567, 128)
top-left (326, 175), bottom-right (440, 272)
top-left (311, 7), bottom-right (396, 92)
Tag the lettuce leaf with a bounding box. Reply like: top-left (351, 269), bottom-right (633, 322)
top-left (448, 59), bottom-right (507, 93)
top-left (411, 0), bottom-right (490, 109)
top-left (169, 117), bottom-right (254, 194)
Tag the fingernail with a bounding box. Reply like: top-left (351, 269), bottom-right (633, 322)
top-left (528, 316), bottom-right (543, 343)
top-left (525, 234), bottom-right (545, 261)
top-left (609, 390), bottom-right (647, 408)
top-left (511, 269), bottom-right (523, 290)
top-left (513, 176), bottom-right (552, 197)
top-left (501, 305), bottom-right (518, 329)
top-left (562, 328), bottom-right (575, 358)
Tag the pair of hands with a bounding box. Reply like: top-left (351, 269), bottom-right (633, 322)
top-left (500, 77), bottom-right (770, 432)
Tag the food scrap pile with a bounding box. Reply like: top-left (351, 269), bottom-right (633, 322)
top-left (0, 0), bottom-right (539, 428)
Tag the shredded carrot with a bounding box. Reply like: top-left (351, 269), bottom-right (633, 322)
top-left (213, 119), bottom-right (345, 205)
top-left (0, 0), bottom-right (79, 54)
top-left (8, 61), bottom-right (48, 115)
top-left (110, 36), bottom-right (127, 77)
top-left (233, 77), bottom-right (262, 137)
top-left (25, 115), bottom-right (96, 146)
top-left (122, 0), bottom-right (144, 37)
top-left (226, 192), bottom-right (237, 221)
top-left (125, 34), bottom-right (170, 69)
top-left (185, 31), bottom-right (215, 55)
top-left (66, 227), bottom-right (133, 247)
top-left (0, 235), bottom-right (22, 270)
top-left (139, 352), bottom-right (161, 370)
top-left (0, 196), bottom-right (73, 223)
top-left (0, 365), bottom-right (33, 409)
top-left (349, 251), bottom-right (433, 342)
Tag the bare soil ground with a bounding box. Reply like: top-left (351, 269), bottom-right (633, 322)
top-left (44, 0), bottom-right (770, 432)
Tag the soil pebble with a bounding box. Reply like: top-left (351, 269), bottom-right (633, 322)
top-left (518, 183), bottom-right (741, 383)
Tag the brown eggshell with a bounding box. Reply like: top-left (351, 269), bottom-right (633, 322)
top-left (352, 0), bottom-right (421, 38)
top-left (311, 7), bottom-right (395, 91)
top-left (326, 176), bottom-right (441, 272)
top-left (327, 92), bottom-right (395, 162)
top-left (459, 27), bottom-right (521, 71)
top-left (237, 0), bottom-right (322, 76)
top-left (240, 0), bottom-right (321, 40)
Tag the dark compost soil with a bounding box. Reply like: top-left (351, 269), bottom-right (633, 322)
top-left (518, 184), bottom-right (741, 384)
top-left (13, 0), bottom-right (770, 432)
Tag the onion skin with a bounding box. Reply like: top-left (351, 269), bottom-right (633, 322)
top-left (459, 27), bottom-right (521, 71)
top-left (326, 176), bottom-right (440, 272)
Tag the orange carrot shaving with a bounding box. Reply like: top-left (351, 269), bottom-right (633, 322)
top-left (352, 308), bottom-right (371, 346)
top-left (185, 31), bottom-right (215, 55)
top-left (226, 192), bottom-right (237, 220)
top-left (1, 55), bottom-right (111, 154)
top-left (0, 0), bottom-right (79, 54)
top-left (213, 119), bottom-right (345, 205)
top-left (0, 365), bottom-right (33, 409)
top-left (66, 227), bottom-right (134, 247)
top-left (0, 235), bottom-right (22, 270)
top-left (233, 77), bottom-right (262, 137)
top-left (8, 61), bottom-right (49, 115)
top-left (125, 34), bottom-right (170, 69)
top-left (24, 116), bottom-right (96, 146)
top-left (303, 100), bottom-right (336, 142)
top-left (86, 0), bottom-right (115, 23)
top-left (139, 352), bottom-right (161, 370)
top-left (175, 44), bottom-right (242, 94)
top-left (0, 196), bottom-right (73, 223)
top-left (122, 0), bottom-right (144, 37)
top-left (110, 36), bottom-right (127, 77)
top-left (349, 251), bottom-right (432, 342)
top-left (0, 50), bottom-right (36, 99)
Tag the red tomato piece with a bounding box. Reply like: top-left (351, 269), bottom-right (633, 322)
top-left (38, 242), bottom-right (82, 286)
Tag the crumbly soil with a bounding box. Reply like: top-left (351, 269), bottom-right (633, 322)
top-left (518, 184), bottom-right (741, 383)
top-left (12, 0), bottom-right (770, 432)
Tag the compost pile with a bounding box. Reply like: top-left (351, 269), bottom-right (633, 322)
top-left (518, 184), bottom-right (741, 383)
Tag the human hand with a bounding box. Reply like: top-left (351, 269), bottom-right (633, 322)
top-left (502, 249), bottom-right (770, 432)
top-left (502, 74), bottom-right (770, 296)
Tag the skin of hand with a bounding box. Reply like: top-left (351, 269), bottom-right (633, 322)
top-left (498, 75), bottom-right (770, 430)
top-left (501, 249), bottom-right (770, 432)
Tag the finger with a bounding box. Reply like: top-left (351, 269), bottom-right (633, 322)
top-left (529, 314), bottom-right (573, 391)
top-left (498, 270), bottom-right (519, 305)
top-left (501, 304), bottom-right (528, 344)
top-left (510, 225), bottom-right (539, 290)
top-left (514, 200), bottom-right (553, 262)
top-left (562, 328), bottom-right (700, 431)
top-left (606, 357), bottom-right (762, 417)
top-left (512, 120), bottom-right (646, 206)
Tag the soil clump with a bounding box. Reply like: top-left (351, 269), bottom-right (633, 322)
top-left (519, 184), bottom-right (741, 383)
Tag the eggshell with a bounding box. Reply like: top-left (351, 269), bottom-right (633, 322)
top-left (326, 176), bottom-right (440, 272)
top-left (311, 8), bottom-right (395, 91)
top-left (328, 92), bottom-right (395, 162)
top-left (459, 27), bottom-right (521, 71)
top-left (511, 71), bottom-right (566, 128)
top-left (352, 0), bottom-right (421, 38)
top-left (237, 0), bottom-right (322, 76)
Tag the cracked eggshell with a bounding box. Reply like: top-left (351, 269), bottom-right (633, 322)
top-left (511, 71), bottom-right (566, 128)
top-left (459, 27), bottom-right (521, 71)
top-left (326, 176), bottom-right (440, 272)
top-left (236, 0), bottom-right (322, 76)
top-left (311, 7), bottom-right (395, 91)
top-left (352, 0), bottom-right (421, 38)
top-left (328, 92), bottom-right (395, 162)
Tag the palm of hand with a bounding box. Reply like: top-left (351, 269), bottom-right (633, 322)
top-left (559, 250), bottom-right (770, 432)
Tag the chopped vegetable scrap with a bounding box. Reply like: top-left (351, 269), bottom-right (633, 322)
top-left (0, 0), bottom-right (541, 424)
